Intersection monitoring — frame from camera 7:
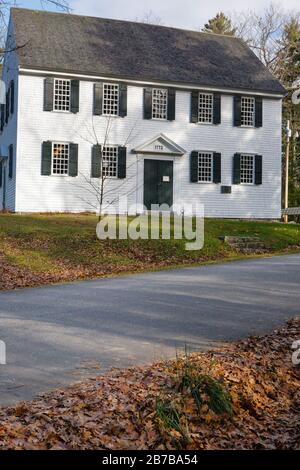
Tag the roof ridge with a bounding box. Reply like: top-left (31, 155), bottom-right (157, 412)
top-left (11, 6), bottom-right (241, 40)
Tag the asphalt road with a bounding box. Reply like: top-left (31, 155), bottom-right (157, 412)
top-left (0, 254), bottom-right (300, 405)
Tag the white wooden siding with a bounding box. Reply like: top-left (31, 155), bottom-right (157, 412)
top-left (2, 72), bottom-right (282, 218)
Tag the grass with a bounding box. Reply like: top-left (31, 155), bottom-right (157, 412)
top-left (0, 213), bottom-right (299, 289)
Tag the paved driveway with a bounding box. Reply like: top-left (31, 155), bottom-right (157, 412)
top-left (0, 254), bottom-right (300, 405)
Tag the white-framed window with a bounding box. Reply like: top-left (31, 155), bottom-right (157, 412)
top-left (198, 92), bottom-right (213, 124)
top-left (52, 142), bottom-right (69, 175)
top-left (240, 154), bottom-right (255, 184)
top-left (152, 88), bottom-right (168, 120)
top-left (54, 79), bottom-right (71, 111)
top-left (198, 152), bottom-right (213, 182)
top-left (103, 83), bottom-right (119, 116)
top-left (241, 97), bottom-right (255, 127)
top-left (102, 145), bottom-right (118, 177)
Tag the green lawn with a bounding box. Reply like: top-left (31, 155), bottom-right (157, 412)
top-left (0, 213), bottom-right (299, 290)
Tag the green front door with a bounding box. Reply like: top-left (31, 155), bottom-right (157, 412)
top-left (144, 159), bottom-right (173, 210)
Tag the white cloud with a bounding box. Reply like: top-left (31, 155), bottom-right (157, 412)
top-left (70, 0), bottom-right (300, 30)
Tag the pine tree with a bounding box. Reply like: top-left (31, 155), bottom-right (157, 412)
top-left (202, 12), bottom-right (236, 36)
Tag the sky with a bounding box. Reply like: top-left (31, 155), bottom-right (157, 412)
top-left (20, 0), bottom-right (300, 31)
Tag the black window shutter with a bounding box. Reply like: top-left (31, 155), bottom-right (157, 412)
top-left (255, 155), bottom-right (263, 185)
top-left (71, 80), bottom-right (80, 114)
top-left (118, 146), bottom-right (127, 179)
top-left (191, 91), bottom-right (199, 123)
top-left (10, 80), bottom-right (14, 115)
top-left (0, 162), bottom-right (2, 188)
top-left (213, 93), bottom-right (221, 124)
top-left (167, 88), bottom-right (176, 121)
top-left (8, 144), bottom-right (13, 179)
top-left (255, 97), bottom-right (263, 128)
top-left (91, 145), bottom-right (102, 178)
top-left (43, 77), bottom-right (54, 111)
top-left (5, 90), bottom-right (9, 123)
top-left (93, 83), bottom-right (103, 115)
top-left (213, 152), bottom-right (221, 183)
top-left (119, 83), bottom-right (127, 117)
top-left (233, 153), bottom-right (241, 184)
top-left (69, 143), bottom-right (78, 177)
top-left (41, 141), bottom-right (52, 175)
top-left (233, 96), bottom-right (241, 127)
top-left (190, 151), bottom-right (199, 182)
top-left (143, 88), bottom-right (152, 119)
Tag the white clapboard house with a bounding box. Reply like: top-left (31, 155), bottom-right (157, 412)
top-left (0, 8), bottom-right (286, 217)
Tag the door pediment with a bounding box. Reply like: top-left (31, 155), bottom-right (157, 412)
top-left (132, 133), bottom-right (186, 156)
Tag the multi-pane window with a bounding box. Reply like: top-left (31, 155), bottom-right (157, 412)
top-left (241, 97), bottom-right (255, 126)
top-left (152, 88), bottom-right (168, 120)
top-left (52, 143), bottom-right (69, 175)
top-left (102, 145), bottom-right (118, 177)
top-left (54, 79), bottom-right (71, 111)
top-left (240, 154), bottom-right (255, 184)
top-left (198, 93), bottom-right (213, 123)
top-left (198, 152), bottom-right (213, 182)
top-left (103, 83), bottom-right (119, 116)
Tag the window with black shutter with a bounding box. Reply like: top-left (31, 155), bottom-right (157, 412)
top-left (191, 91), bottom-right (221, 124)
top-left (191, 151), bottom-right (221, 183)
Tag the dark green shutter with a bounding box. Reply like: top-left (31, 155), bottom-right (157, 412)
top-left (255, 97), bottom-right (263, 128)
top-left (0, 104), bottom-right (4, 131)
top-left (190, 151), bottom-right (199, 182)
top-left (255, 155), bottom-right (263, 185)
top-left (167, 88), bottom-right (176, 121)
top-left (233, 153), bottom-right (241, 184)
top-left (119, 83), bottom-right (127, 117)
top-left (213, 93), bottom-right (221, 124)
top-left (10, 80), bottom-right (14, 115)
top-left (91, 145), bottom-right (102, 178)
top-left (191, 91), bottom-right (198, 123)
top-left (8, 144), bottom-right (13, 179)
top-left (5, 90), bottom-right (9, 123)
top-left (71, 80), bottom-right (80, 114)
top-left (41, 141), bottom-right (52, 175)
top-left (43, 77), bottom-right (54, 111)
top-left (213, 152), bottom-right (221, 183)
top-left (0, 162), bottom-right (2, 188)
top-left (233, 96), bottom-right (241, 127)
top-left (143, 88), bottom-right (152, 119)
top-left (93, 83), bottom-right (103, 115)
top-left (68, 143), bottom-right (78, 177)
top-left (118, 146), bottom-right (126, 179)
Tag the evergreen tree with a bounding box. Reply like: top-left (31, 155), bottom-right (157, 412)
top-left (202, 12), bottom-right (236, 36)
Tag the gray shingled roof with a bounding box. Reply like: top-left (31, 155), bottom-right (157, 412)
top-left (11, 8), bottom-right (286, 95)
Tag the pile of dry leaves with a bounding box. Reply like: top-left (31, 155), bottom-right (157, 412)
top-left (0, 318), bottom-right (299, 450)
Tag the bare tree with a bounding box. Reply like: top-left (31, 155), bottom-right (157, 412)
top-left (230, 3), bottom-right (297, 74)
top-left (74, 117), bottom-right (141, 221)
top-left (135, 10), bottom-right (164, 26)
